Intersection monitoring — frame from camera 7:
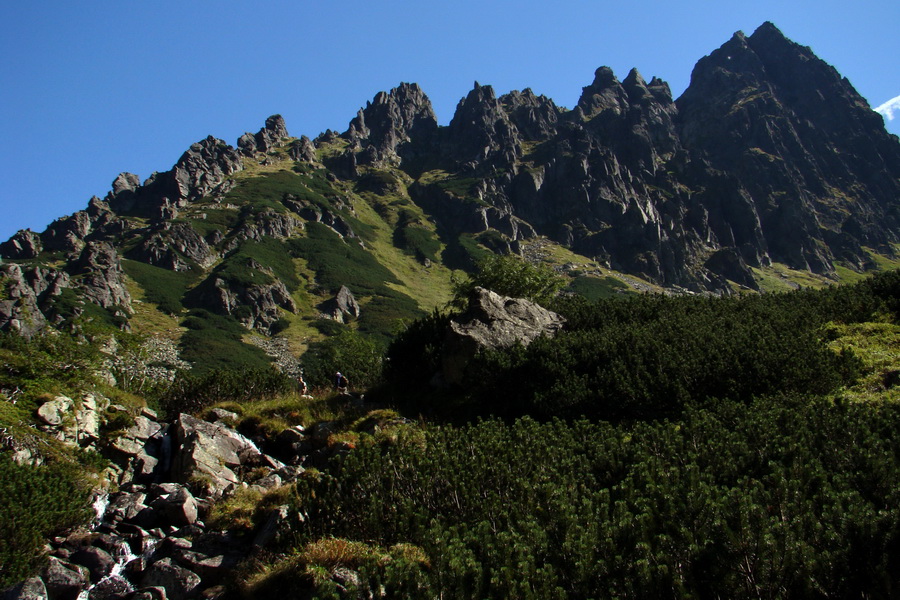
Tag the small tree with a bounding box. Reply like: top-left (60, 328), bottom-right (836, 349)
top-left (450, 254), bottom-right (565, 310)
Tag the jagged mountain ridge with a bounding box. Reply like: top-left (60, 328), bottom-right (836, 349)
top-left (2, 22), bottom-right (899, 368)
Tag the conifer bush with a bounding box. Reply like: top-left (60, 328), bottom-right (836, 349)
top-left (0, 455), bottom-right (92, 588)
top-left (285, 398), bottom-right (900, 598)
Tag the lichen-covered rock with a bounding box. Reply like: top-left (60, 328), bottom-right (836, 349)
top-left (171, 413), bottom-right (281, 498)
top-left (69, 241), bottom-right (132, 312)
top-left (442, 287), bottom-right (565, 385)
top-left (319, 285), bottom-right (360, 323)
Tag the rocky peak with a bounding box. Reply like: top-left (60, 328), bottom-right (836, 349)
top-left (570, 65), bottom-right (681, 173)
top-left (344, 83), bottom-right (437, 165)
top-left (446, 82), bottom-right (521, 169)
top-left (239, 114), bottom-right (290, 155)
top-left (675, 22), bottom-right (900, 275)
top-left (576, 66), bottom-right (629, 119)
top-left (499, 88), bottom-right (562, 142)
top-left (646, 77), bottom-right (673, 103)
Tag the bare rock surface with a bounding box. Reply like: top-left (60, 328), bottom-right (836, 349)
top-left (442, 287), bottom-right (565, 384)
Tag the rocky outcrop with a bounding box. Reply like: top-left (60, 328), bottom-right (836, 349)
top-left (69, 241), bottom-right (132, 312)
top-left (319, 285), bottom-right (360, 323)
top-left (186, 261), bottom-right (298, 334)
top-left (107, 136), bottom-right (242, 219)
top-left (441, 287), bottom-right (566, 385)
top-left (0, 264), bottom-right (70, 336)
top-left (238, 114), bottom-right (290, 156)
top-left (288, 135), bottom-right (318, 163)
top-left (0, 229), bottom-right (42, 260)
top-left (127, 222), bottom-right (217, 271)
top-left (281, 196), bottom-right (356, 240)
top-left (227, 209), bottom-right (302, 247)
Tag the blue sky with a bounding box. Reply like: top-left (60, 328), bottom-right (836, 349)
top-left (2, 1), bottom-right (898, 242)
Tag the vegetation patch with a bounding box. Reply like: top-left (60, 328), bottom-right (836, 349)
top-left (178, 309), bottom-right (272, 374)
top-left (567, 274), bottom-right (631, 300)
top-left (356, 292), bottom-right (424, 344)
top-left (286, 400), bottom-right (900, 598)
top-left (212, 238), bottom-right (299, 291)
top-left (122, 259), bottom-right (201, 315)
top-left (0, 455), bottom-right (93, 588)
top-left (287, 222), bottom-right (400, 295)
top-left (222, 170), bottom-right (309, 212)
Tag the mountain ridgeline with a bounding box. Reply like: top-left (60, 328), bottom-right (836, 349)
top-left (2, 22), bottom-right (899, 369)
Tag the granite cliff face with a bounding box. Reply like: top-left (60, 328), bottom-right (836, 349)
top-left (1, 22), bottom-right (898, 362)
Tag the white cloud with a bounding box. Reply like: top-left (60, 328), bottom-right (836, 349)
top-left (875, 95), bottom-right (900, 121)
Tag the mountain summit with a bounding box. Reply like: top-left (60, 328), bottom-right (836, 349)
top-left (2, 22), bottom-right (898, 369)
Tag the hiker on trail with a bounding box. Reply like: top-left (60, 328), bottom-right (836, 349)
top-left (297, 373), bottom-right (308, 396)
top-left (335, 371), bottom-right (349, 394)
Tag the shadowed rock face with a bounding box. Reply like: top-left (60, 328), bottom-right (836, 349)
top-left (345, 82), bottom-right (438, 166)
top-left (675, 22), bottom-right (900, 275)
top-left (381, 23), bottom-right (893, 290)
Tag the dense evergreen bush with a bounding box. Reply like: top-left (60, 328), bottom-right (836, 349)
top-left (385, 271), bottom-right (900, 421)
top-left (0, 455), bottom-right (92, 588)
top-left (286, 398), bottom-right (900, 598)
top-left (156, 366), bottom-right (293, 418)
top-left (450, 254), bottom-right (565, 309)
top-left (301, 329), bottom-right (384, 391)
top-left (178, 309), bottom-right (272, 373)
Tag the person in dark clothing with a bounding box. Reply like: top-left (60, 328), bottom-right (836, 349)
top-left (335, 371), bottom-right (349, 394)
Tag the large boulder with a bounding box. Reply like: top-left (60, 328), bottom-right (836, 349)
top-left (2, 577), bottom-right (48, 600)
top-left (41, 557), bottom-right (89, 600)
top-left (319, 285), bottom-right (360, 323)
top-left (140, 559), bottom-right (200, 600)
top-left (69, 546), bottom-right (116, 583)
top-left (441, 287), bottom-right (565, 385)
top-left (170, 414), bottom-right (282, 498)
